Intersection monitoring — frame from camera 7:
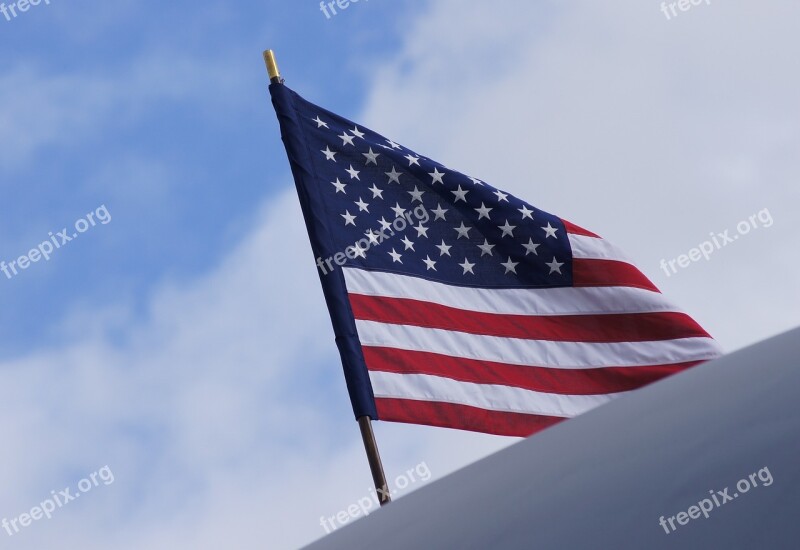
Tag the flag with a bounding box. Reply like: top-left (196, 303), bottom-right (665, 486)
top-left (270, 83), bottom-right (722, 437)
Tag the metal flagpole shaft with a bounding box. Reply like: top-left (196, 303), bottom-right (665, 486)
top-left (262, 48), bottom-right (390, 506)
top-left (358, 416), bottom-right (391, 506)
top-left (263, 49), bottom-right (284, 84)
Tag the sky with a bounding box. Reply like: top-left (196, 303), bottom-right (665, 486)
top-left (0, 0), bottom-right (798, 548)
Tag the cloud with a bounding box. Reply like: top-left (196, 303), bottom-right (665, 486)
top-left (0, 54), bottom-right (249, 172)
top-left (361, 0), bottom-right (800, 351)
top-left (0, 178), bottom-right (507, 548)
top-left (2, 1), bottom-right (799, 549)
top-left (0, 190), bottom-right (338, 547)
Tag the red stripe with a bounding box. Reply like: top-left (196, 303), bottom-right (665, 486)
top-left (349, 294), bottom-right (708, 342)
top-left (561, 219), bottom-right (599, 238)
top-left (572, 259), bottom-right (660, 292)
top-left (375, 397), bottom-right (565, 437)
top-left (363, 346), bottom-right (700, 395)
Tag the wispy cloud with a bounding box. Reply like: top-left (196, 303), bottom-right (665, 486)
top-left (2, 2), bottom-right (799, 549)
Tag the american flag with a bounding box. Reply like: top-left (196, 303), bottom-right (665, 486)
top-left (270, 83), bottom-right (722, 437)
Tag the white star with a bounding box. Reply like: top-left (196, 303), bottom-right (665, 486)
top-left (365, 229), bottom-right (381, 244)
top-left (363, 148), bottom-right (380, 165)
top-left (408, 186), bottom-right (425, 203)
top-left (542, 222), bottom-right (559, 239)
top-left (368, 183), bottom-right (383, 199)
top-left (405, 154), bottom-right (420, 166)
top-left (321, 146), bottom-right (337, 161)
top-left (391, 203), bottom-right (406, 218)
top-left (401, 236), bottom-right (415, 251)
top-left (454, 222), bottom-right (471, 239)
top-left (351, 242), bottom-right (367, 259)
top-left (518, 205), bottom-right (534, 219)
top-left (414, 223), bottom-right (429, 238)
top-left (331, 178), bottom-right (346, 194)
top-left (339, 132), bottom-right (355, 146)
top-left (436, 240), bottom-right (452, 256)
top-left (522, 238), bottom-right (541, 256)
top-left (355, 197), bottom-right (370, 212)
top-left (459, 258), bottom-right (476, 275)
top-left (378, 217), bottom-right (392, 231)
top-left (312, 116), bottom-right (328, 128)
top-left (474, 202), bottom-right (493, 220)
top-left (341, 210), bottom-right (356, 226)
top-left (386, 139), bottom-right (401, 150)
top-left (501, 257), bottom-right (519, 274)
top-left (451, 185), bottom-right (469, 202)
top-left (498, 220), bottom-right (516, 238)
top-left (385, 166), bottom-right (402, 184)
top-left (493, 190), bottom-right (509, 202)
top-left (429, 167), bottom-right (445, 184)
top-left (431, 204), bottom-right (449, 221)
top-left (345, 165), bottom-right (360, 180)
top-left (351, 126), bottom-right (365, 139)
top-left (388, 248), bottom-right (403, 263)
top-left (423, 255), bottom-right (437, 271)
top-left (477, 239), bottom-right (495, 257)
top-left (469, 176), bottom-right (484, 186)
top-left (546, 257), bottom-right (564, 274)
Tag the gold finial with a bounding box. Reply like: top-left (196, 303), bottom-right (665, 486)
top-left (263, 50), bottom-right (282, 83)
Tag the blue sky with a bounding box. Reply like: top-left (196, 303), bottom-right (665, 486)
top-left (1, 1), bottom-right (799, 548)
top-left (0, 0), bottom-right (425, 356)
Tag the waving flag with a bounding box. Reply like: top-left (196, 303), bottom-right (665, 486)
top-left (270, 83), bottom-right (722, 437)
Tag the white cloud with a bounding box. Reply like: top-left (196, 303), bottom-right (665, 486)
top-left (2, 1), bottom-right (799, 549)
top-left (361, 0), bottom-right (800, 351)
top-left (0, 184), bottom-right (509, 548)
top-left (0, 190), bottom-right (339, 548)
top-left (0, 54), bottom-right (249, 172)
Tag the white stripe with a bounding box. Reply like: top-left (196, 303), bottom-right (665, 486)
top-left (568, 233), bottom-right (632, 263)
top-left (370, 371), bottom-right (622, 417)
top-left (356, 320), bottom-right (722, 368)
top-left (343, 267), bottom-right (679, 316)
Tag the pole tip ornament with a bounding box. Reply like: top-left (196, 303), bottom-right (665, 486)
top-left (263, 49), bottom-right (283, 84)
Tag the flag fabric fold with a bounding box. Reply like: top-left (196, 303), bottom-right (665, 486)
top-left (270, 83), bottom-right (722, 437)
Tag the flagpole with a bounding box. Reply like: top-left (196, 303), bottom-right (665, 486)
top-left (262, 49), bottom-right (391, 507)
top-left (358, 416), bottom-right (392, 505)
